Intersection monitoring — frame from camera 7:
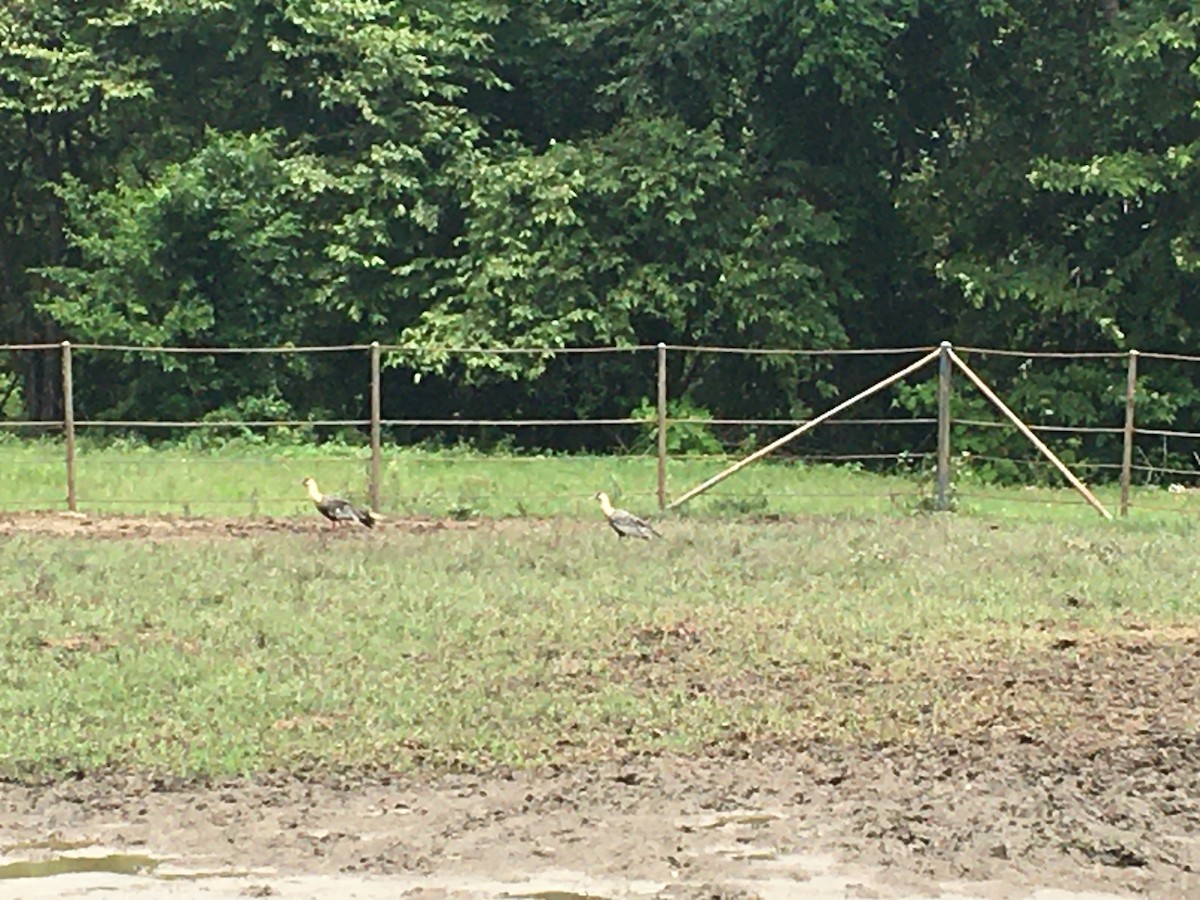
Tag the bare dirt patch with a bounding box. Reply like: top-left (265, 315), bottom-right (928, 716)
top-left (2, 629), bottom-right (1197, 898)
top-left (0, 511), bottom-right (492, 539)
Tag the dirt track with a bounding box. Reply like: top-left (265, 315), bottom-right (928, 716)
top-left (0, 510), bottom-right (482, 539)
top-left (2, 513), bottom-right (1198, 897)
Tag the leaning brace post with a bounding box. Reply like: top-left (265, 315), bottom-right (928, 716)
top-left (369, 341), bottom-right (382, 511)
top-left (935, 341), bottom-right (953, 511)
top-left (656, 342), bottom-right (668, 510)
top-left (61, 341), bottom-right (77, 512)
top-left (947, 349), bottom-right (1112, 520)
top-left (667, 347), bottom-right (941, 511)
top-left (1119, 349), bottom-right (1138, 517)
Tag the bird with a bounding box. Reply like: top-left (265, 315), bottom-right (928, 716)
top-left (593, 491), bottom-right (662, 540)
top-left (301, 476), bottom-right (377, 528)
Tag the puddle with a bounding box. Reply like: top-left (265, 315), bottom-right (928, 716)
top-left (0, 849), bottom-right (265, 886)
top-left (719, 845), bottom-right (778, 861)
top-left (3, 838), bottom-right (95, 853)
top-left (156, 869), bottom-right (264, 882)
top-left (0, 853), bottom-right (158, 879)
top-left (0, 846), bottom-right (1136, 900)
top-left (674, 810), bottom-right (783, 832)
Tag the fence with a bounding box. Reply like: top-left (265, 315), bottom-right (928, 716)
top-left (3, 339), bottom-right (1200, 519)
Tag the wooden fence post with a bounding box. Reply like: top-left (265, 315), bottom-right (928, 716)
top-left (369, 341), bottom-right (382, 510)
top-left (656, 342), bottom-right (668, 510)
top-left (1120, 349), bottom-right (1138, 517)
top-left (61, 341), bottom-right (77, 512)
top-left (935, 340), bottom-right (953, 511)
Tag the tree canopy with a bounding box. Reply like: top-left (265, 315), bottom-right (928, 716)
top-left (2, 0), bottom-right (1198, 460)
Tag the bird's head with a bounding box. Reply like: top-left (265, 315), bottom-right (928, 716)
top-left (301, 476), bottom-right (322, 502)
top-left (593, 491), bottom-right (608, 503)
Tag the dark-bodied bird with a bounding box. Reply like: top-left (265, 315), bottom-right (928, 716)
top-left (594, 491), bottom-right (662, 540)
top-left (302, 476), bottom-right (376, 528)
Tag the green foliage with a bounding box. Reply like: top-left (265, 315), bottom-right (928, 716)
top-left (397, 114), bottom-right (848, 382)
top-left (41, 132), bottom-right (312, 347)
top-left (4, 0), bottom-right (1200, 464)
top-left (629, 396), bottom-right (722, 456)
top-left (0, 368), bottom-right (20, 418)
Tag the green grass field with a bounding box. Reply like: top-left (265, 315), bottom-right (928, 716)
top-left (3, 440), bottom-right (1199, 521)
top-left (1, 509), bottom-right (1199, 781)
top-left (3, 442), bottom-right (1200, 783)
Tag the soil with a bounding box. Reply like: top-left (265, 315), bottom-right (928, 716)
top-left (3, 730), bottom-right (1197, 898)
top-left (2, 513), bottom-right (1198, 898)
top-left (0, 509), bottom-right (484, 539)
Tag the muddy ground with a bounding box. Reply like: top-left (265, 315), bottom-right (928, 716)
top-left (1, 513), bottom-right (1198, 897)
top-left (3, 728), bottom-right (1198, 898)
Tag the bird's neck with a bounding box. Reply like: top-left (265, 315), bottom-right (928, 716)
top-left (599, 496), bottom-right (616, 516)
top-left (305, 482), bottom-right (324, 503)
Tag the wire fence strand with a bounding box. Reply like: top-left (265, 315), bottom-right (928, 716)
top-left (964, 454), bottom-right (1123, 472)
top-left (13, 342), bottom-right (1199, 362)
top-left (956, 346), bottom-right (1127, 359)
top-left (1130, 467), bottom-right (1200, 478)
top-left (75, 419), bottom-right (372, 428)
top-left (953, 418), bottom-right (1124, 435)
top-left (8, 338), bottom-right (1200, 519)
top-left (71, 343), bottom-right (371, 354)
top-left (1137, 351), bottom-right (1200, 364)
top-left (1136, 427), bottom-right (1200, 440)
top-left (662, 344), bottom-right (935, 356)
top-left (379, 344), bottom-right (659, 355)
top-left (684, 417), bottom-right (937, 427)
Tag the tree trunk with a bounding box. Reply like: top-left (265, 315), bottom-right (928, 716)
top-left (19, 122), bottom-right (68, 424)
top-left (1100, 0), bottom-right (1119, 23)
top-left (22, 342), bottom-right (63, 423)
top-left (0, 232), bottom-right (61, 423)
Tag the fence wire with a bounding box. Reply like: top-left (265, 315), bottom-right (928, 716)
top-left (3, 340), bottom-right (1200, 519)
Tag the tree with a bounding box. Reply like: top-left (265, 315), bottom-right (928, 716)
top-left (6, 0), bottom-right (1200, 471)
top-left (398, 0), bottom-right (936, 422)
top-left (894, 0), bottom-right (1200, 442)
top-left (11, 0), bottom-right (505, 422)
top-left (0, 0), bottom-right (155, 418)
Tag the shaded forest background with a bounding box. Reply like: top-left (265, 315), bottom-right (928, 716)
top-left (2, 0), bottom-right (1199, 464)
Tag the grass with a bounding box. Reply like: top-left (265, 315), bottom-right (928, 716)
top-left (1, 512), bottom-right (1199, 781)
top-left (3, 439), bottom-right (1200, 522)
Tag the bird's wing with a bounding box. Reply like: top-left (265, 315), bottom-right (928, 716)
top-left (611, 509), bottom-right (660, 537)
top-left (320, 497), bottom-right (360, 520)
top-left (342, 500), bottom-right (376, 526)
top-left (612, 508), bottom-right (650, 527)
